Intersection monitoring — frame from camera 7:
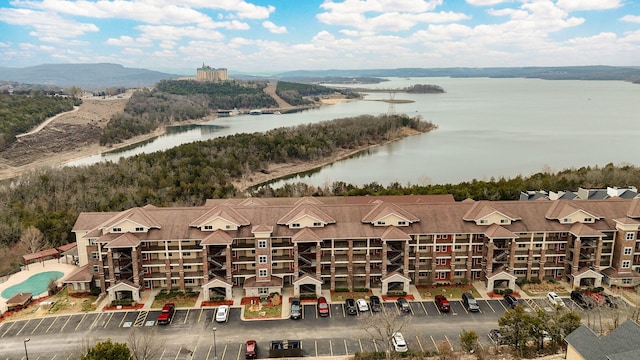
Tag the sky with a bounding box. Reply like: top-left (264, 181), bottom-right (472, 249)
top-left (1, 0), bottom-right (639, 74)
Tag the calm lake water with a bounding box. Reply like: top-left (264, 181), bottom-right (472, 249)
top-left (67, 77), bottom-right (640, 186)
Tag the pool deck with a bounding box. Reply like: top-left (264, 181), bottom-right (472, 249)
top-left (0, 259), bottom-right (78, 313)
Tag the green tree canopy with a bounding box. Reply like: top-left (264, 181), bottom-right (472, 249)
top-left (81, 339), bottom-right (131, 360)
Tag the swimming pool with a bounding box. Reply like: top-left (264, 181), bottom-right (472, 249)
top-left (1, 271), bottom-right (64, 299)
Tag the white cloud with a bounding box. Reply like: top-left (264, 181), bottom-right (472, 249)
top-left (0, 8), bottom-right (98, 41)
top-left (262, 21), bottom-right (287, 34)
top-left (556, 0), bottom-right (622, 12)
top-left (465, 0), bottom-right (509, 5)
top-left (620, 15), bottom-right (640, 24)
top-left (0, 42), bottom-right (11, 47)
top-left (320, 0), bottom-right (443, 14)
top-left (122, 48), bottom-right (144, 55)
top-left (135, 25), bottom-right (225, 41)
top-left (106, 36), bottom-right (153, 47)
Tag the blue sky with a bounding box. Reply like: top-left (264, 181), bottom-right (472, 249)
top-left (1, 0), bottom-right (639, 74)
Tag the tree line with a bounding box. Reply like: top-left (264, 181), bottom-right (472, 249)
top-left (156, 79), bottom-right (277, 109)
top-left (0, 93), bottom-right (81, 149)
top-left (275, 81), bottom-right (357, 106)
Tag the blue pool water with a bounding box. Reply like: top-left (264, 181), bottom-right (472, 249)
top-left (1, 271), bottom-right (64, 299)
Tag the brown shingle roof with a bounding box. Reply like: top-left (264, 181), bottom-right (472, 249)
top-left (104, 233), bottom-right (142, 248)
top-left (362, 202), bottom-right (420, 224)
top-left (190, 205), bottom-right (250, 227)
top-left (484, 224), bottom-right (517, 239)
top-left (63, 264), bottom-right (94, 283)
top-left (627, 198), bottom-right (640, 218)
top-left (201, 230), bottom-right (233, 245)
top-left (380, 226), bottom-right (411, 241)
top-left (463, 202), bottom-right (521, 221)
top-left (244, 275), bottom-right (283, 288)
top-left (277, 204), bottom-right (336, 225)
top-left (292, 228), bottom-right (322, 243)
top-left (569, 223), bottom-right (604, 237)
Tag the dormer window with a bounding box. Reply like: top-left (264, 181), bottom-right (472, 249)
top-left (377, 221), bottom-right (386, 225)
top-left (479, 220), bottom-right (487, 224)
top-left (112, 227), bottom-right (122, 232)
top-left (563, 218), bottom-right (571, 223)
top-left (225, 225), bottom-right (232, 229)
top-left (292, 223), bottom-right (300, 228)
top-left (398, 221), bottom-right (406, 226)
top-left (204, 225), bottom-right (213, 230)
top-left (313, 222), bottom-right (321, 227)
top-left (583, 217), bottom-right (592, 222)
top-left (135, 227), bottom-right (144, 232)
top-left (500, 219), bottom-right (508, 224)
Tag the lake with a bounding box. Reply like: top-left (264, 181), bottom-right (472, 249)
top-left (67, 77), bottom-right (640, 186)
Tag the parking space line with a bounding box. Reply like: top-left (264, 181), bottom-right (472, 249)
top-left (485, 300), bottom-right (496, 313)
top-left (416, 335), bottom-right (424, 352)
top-left (205, 345), bottom-right (212, 360)
top-left (104, 313), bottom-right (114, 328)
top-left (420, 302), bottom-right (428, 315)
top-left (221, 344), bottom-right (228, 360)
top-left (174, 346), bottom-right (181, 360)
top-left (358, 338), bottom-right (363, 352)
top-left (431, 336), bottom-right (438, 352)
top-left (197, 308), bottom-right (204, 323)
top-left (373, 339), bottom-right (378, 352)
top-left (46, 316), bottom-right (58, 333)
top-left (315, 340), bottom-right (318, 357)
top-left (459, 301), bottom-right (468, 314)
top-left (445, 335), bottom-right (453, 352)
top-left (2, 321), bottom-right (16, 337)
top-left (344, 339), bottom-right (348, 355)
top-left (409, 303), bottom-right (415, 315)
top-left (89, 313), bottom-right (102, 329)
top-left (497, 300), bottom-right (508, 311)
top-left (184, 309), bottom-right (190, 324)
top-left (31, 318), bottom-right (45, 334)
top-left (329, 339), bottom-right (333, 356)
top-left (74, 314), bottom-right (87, 331)
top-left (158, 349), bottom-right (166, 360)
top-left (477, 339), bottom-right (484, 350)
top-left (342, 305), bottom-right (346, 317)
top-left (315, 304), bottom-right (318, 319)
top-left (193, 346), bottom-right (198, 360)
top-left (16, 319), bottom-right (31, 336)
top-left (118, 312), bottom-right (128, 328)
top-left (66, 353), bottom-right (73, 360)
top-left (60, 315), bottom-right (72, 331)
top-left (236, 343), bottom-right (242, 360)
top-left (51, 354), bottom-right (57, 360)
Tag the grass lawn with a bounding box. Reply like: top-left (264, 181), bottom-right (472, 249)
top-left (520, 281), bottom-right (570, 297)
top-left (330, 291), bottom-right (372, 302)
top-left (152, 290), bottom-right (199, 308)
top-left (244, 304), bottom-right (282, 319)
top-left (419, 285), bottom-right (481, 300)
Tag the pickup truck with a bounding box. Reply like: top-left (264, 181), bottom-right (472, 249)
top-left (157, 303), bottom-right (175, 325)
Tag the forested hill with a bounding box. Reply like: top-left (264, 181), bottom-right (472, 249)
top-left (277, 66), bottom-right (640, 82)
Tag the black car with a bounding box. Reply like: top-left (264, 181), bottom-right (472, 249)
top-left (489, 329), bottom-right (504, 345)
top-left (290, 298), bottom-right (301, 319)
top-left (602, 293), bottom-right (618, 308)
top-left (345, 298), bottom-right (357, 315)
top-left (370, 295), bottom-right (382, 312)
top-left (397, 297), bottom-right (410, 313)
top-left (571, 290), bottom-right (591, 309)
top-left (503, 294), bottom-right (520, 308)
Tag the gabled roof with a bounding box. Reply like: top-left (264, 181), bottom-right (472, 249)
top-left (252, 224), bottom-right (273, 233)
top-left (487, 269), bottom-right (517, 280)
top-left (484, 224), bottom-right (517, 239)
top-left (190, 205), bottom-right (250, 228)
top-left (362, 202), bottom-right (419, 224)
top-left (565, 320), bottom-right (640, 360)
top-left (294, 197), bottom-right (324, 205)
top-left (202, 275), bottom-right (233, 287)
top-left (63, 264), bottom-right (94, 283)
top-left (462, 202), bottom-right (520, 222)
top-left (292, 228), bottom-right (323, 243)
top-left (104, 233), bottom-right (142, 248)
top-left (381, 271), bottom-right (410, 282)
top-left (569, 223), bottom-right (604, 237)
top-left (293, 273), bottom-right (322, 285)
top-left (200, 230), bottom-right (233, 245)
top-left (613, 217), bottom-right (640, 225)
top-left (277, 204), bottom-right (336, 225)
top-left (627, 198), bottom-right (640, 218)
top-left (545, 201), bottom-right (600, 221)
top-left (238, 197), bottom-right (268, 206)
top-left (380, 226), bottom-right (411, 241)
top-left (97, 207), bottom-right (162, 232)
top-left (106, 280), bottom-right (140, 291)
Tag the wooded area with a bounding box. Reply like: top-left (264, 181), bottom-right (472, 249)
top-left (275, 81), bottom-right (357, 106)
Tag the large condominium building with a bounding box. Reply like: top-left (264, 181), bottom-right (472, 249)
top-left (67, 195), bottom-right (640, 304)
top-left (196, 64), bottom-right (228, 82)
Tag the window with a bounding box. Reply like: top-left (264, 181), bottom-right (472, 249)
top-left (480, 220), bottom-right (488, 224)
top-left (204, 225), bottom-right (213, 230)
top-left (185, 279), bottom-right (195, 284)
top-left (313, 222), bottom-right (322, 227)
top-left (398, 221), bottom-right (406, 225)
top-left (622, 260), bottom-right (631, 269)
top-left (258, 240), bottom-right (267, 248)
top-left (419, 258), bottom-right (427, 263)
top-left (258, 287), bottom-right (269, 295)
top-left (535, 243), bottom-right (542, 248)
top-left (259, 255), bottom-right (268, 264)
top-left (171, 279), bottom-right (177, 284)
top-left (435, 245), bottom-right (448, 253)
top-left (626, 232), bottom-right (636, 240)
top-left (622, 278), bottom-right (632, 285)
top-left (91, 252), bottom-right (99, 259)
top-left (92, 265), bottom-right (99, 273)
top-left (112, 227), bottom-right (122, 232)
top-left (292, 223), bottom-right (300, 228)
top-left (377, 221), bottom-right (386, 225)
top-left (418, 245), bottom-right (427, 251)
top-left (225, 225), bottom-right (232, 229)
top-left (583, 217), bottom-right (592, 222)
top-left (142, 253), bottom-right (149, 260)
top-left (624, 247), bottom-right (633, 255)
top-left (563, 218), bottom-right (571, 223)
top-left (454, 245), bottom-right (462, 250)
top-left (559, 243), bottom-right (566, 250)
top-left (135, 227), bottom-right (144, 232)
top-left (183, 252), bottom-right (191, 257)
top-left (418, 271), bottom-right (429, 277)
top-left (184, 265), bottom-right (192, 270)
top-left (89, 239), bottom-right (96, 245)
top-left (271, 249), bottom-right (278, 254)
top-left (518, 244), bottom-right (527, 248)
top-left (259, 269), bottom-right (268, 277)
top-left (475, 245), bottom-right (483, 252)
top-left (500, 219), bottom-right (508, 224)
top-left (95, 280), bottom-right (101, 287)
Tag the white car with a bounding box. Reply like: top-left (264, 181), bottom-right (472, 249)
top-left (215, 305), bottom-right (229, 322)
top-left (546, 292), bottom-right (565, 307)
top-left (392, 332), bottom-right (408, 352)
top-left (356, 298), bottom-right (369, 312)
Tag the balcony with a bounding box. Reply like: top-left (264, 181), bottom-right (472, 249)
top-left (272, 255), bottom-right (294, 262)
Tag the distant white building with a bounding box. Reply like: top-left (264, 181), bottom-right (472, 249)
top-left (196, 64), bottom-right (228, 82)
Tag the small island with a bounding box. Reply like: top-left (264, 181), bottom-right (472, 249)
top-left (404, 84), bottom-right (446, 93)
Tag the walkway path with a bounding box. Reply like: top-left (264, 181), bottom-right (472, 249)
top-left (16, 106), bottom-right (80, 138)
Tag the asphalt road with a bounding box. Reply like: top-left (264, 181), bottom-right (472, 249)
top-left (0, 296), bottom-right (582, 359)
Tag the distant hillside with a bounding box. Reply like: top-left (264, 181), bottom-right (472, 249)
top-left (0, 63), bottom-right (183, 90)
top-left (276, 66), bottom-right (640, 82)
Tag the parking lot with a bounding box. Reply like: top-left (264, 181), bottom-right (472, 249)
top-left (0, 295), bottom-right (620, 359)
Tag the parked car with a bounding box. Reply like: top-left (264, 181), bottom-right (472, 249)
top-left (396, 297), bottom-right (410, 313)
top-left (489, 329), bottom-right (504, 345)
top-left (157, 303), bottom-right (175, 325)
top-left (245, 340), bottom-right (257, 359)
top-left (571, 290), bottom-right (591, 309)
top-left (546, 291), bottom-right (565, 307)
top-left (462, 292), bottom-right (480, 312)
top-left (345, 298), bottom-right (357, 315)
top-left (392, 332), bottom-right (408, 352)
top-left (585, 292), bottom-right (605, 306)
top-left (215, 305), bottom-right (230, 322)
top-left (503, 294), bottom-right (520, 309)
top-left (602, 293), bottom-right (618, 308)
top-left (290, 298), bottom-right (301, 320)
top-left (317, 296), bottom-right (329, 317)
top-left (356, 298), bottom-right (369, 312)
top-left (434, 295), bottom-right (451, 312)
top-left (369, 295), bottom-right (382, 312)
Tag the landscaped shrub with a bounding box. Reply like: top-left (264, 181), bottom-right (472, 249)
top-left (300, 293), bottom-right (317, 299)
top-left (334, 288), bottom-right (349, 292)
top-left (387, 291), bottom-right (407, 296)
top-left (210, 296), bottom-right (225, 302)
top-left (353, 288), bottom-right (370, 293)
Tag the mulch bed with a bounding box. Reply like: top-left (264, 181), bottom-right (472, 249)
top-left (382, 294), bottom-right (415, 301)
top-left (241, 297), bottom-right (261, 305)
top-left (201, 300), bottom-right (233, 307)
top-left (102, 303), bottom-right (144, 311)
top-left (488, 292), bottom-right (521, 298)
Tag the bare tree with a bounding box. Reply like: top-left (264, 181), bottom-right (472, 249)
top-left (359, 310), bottom-right (411, 360)
top-left (20, 226), bottom-right (45, 254)
top-left (128, 328), bottom-right (161, 360)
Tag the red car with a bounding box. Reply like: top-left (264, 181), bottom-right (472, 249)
top-left (435, 295), bottom-right (451, 312)
top-left (317, 296), bottom-right (329, 317)
top-left (245, 340), bottom-right (257, 359)
top-left (157, 303), bottom-right (175, 325)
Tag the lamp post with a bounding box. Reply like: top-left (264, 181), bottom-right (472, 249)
top-left (23, 338), bottom-right (30, 360)
top-left (212, 327), bottom-right (217, 360)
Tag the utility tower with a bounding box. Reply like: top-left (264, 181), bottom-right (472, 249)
top-left (387, 91), bottom-right (396, 115)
